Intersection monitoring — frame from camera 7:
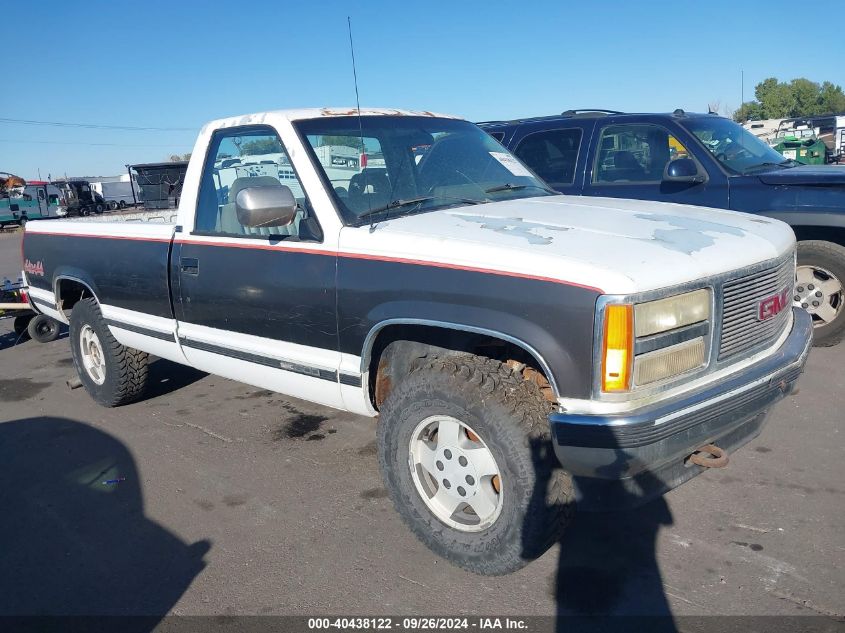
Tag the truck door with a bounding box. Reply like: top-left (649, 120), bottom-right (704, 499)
top-left (582, 121), bottom-right (728, 208)
top-left (35, 187), bottom-right (48, 217)
top-left (172, 125), bottom-right (342, 409)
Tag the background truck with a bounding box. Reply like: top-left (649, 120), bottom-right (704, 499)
top-left (51, 180), bottom-right (108, 216)
top-left (481, 109), bottom-right (845, 345)
top-left (22, 107), bottom-right (811, 575)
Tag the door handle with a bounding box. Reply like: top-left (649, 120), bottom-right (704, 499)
top-left (180, 257), bottom-right (199, 275)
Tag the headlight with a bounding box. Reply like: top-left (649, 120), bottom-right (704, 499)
top-left (600, 289), bottom-right (711, 393)
top-left (634, 289), bottom-right (710, 337)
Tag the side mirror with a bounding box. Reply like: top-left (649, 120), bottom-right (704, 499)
top-left (663, 158), bottom-right (707, 184)
top-left (235, 185), bottom-right (297, 228)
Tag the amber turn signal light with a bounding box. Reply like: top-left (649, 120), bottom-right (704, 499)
top-left (601, 304), bottom-right (633, 392)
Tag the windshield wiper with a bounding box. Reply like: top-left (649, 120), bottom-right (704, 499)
top-left (356, 195), bottom-right (488, 223)
top-left (484, 183), bottom-right (557, 194)
top-left (744, 159), bottom-right (797, 173)
top-left (357, 196), bottom-right (435, 221)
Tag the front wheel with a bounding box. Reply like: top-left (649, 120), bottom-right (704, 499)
top-left (69, 297), bottom-right (149, 406)
top-left (27, 314), bottom-right (60, 343)
top-left (796, 240), bottom-right (845, 347)
top-left (378, 355), bottom-right (574, 575)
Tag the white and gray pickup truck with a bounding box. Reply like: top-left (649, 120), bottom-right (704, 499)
top-left (22, 108), bottom-right (812, 575)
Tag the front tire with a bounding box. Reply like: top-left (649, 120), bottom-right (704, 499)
top-left (69, 298), bottom-right (149, 406)
top-left (378, 355), bottom-right (574, 575)
top-left (796, 240), bottom-right (845, 347)
top-left (27, 314), bottom-right (60, 343)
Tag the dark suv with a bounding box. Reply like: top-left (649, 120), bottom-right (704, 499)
top-left (479, 110), bottom-right (845, 346)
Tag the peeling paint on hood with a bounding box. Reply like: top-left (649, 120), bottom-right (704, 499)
top-left (339, 195), bottom-right (796, 295)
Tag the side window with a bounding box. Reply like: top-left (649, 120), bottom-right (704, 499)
top-left (514, 128), bottom-right (583, 187)
top-left (195, 127), bottom-right (311, 238)
top-left (37, 188), bottom-right (46, 200)
top-left (488, 131), bottom-right (506, 143)
top-left (48, 194), bottom-right (59, 205)
top-left (594, 124), bottom-right (690, 183)
top-left (304, 133), bottom-right (386, 216)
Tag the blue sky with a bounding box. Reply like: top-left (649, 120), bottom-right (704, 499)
top-left (6, 0), bottom-right (844, 180)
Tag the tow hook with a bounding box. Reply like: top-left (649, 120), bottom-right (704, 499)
top-left (686, 444), bottom-right (729, 468)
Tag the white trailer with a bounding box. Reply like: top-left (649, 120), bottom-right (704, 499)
top-left (90, 180), bottom-right (136, 209)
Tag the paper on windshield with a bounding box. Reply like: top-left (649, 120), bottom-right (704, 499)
top-left (489, 152), bottom-right (534, 178)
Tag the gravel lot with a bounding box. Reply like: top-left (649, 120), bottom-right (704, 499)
top-left (0, 232), bottom-right (842, 626)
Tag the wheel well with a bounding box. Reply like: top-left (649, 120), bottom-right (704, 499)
top-left (56, 278), bottom-right (94, 316)
top-left (366, 324), bottom-right (555, 411)
top-left (792, 226), bottom-right (845, 249)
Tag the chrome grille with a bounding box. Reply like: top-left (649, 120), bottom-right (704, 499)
top-left (719, 258), bottom-right (794, 359)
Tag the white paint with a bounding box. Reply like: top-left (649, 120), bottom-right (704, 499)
top-left (341, 196), bottom-right (796, 295)
top-left (100, 304), bottom-right (188, 365)
top-left (176, 321), bottom-right (345, 410)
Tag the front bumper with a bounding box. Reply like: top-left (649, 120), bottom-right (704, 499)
top-left (549, 308), bottom-right (813, 511)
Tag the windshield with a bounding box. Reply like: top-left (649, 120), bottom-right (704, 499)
top-left (680, 117), bottom-right (793, 174)
top-left (294, 116), bottom-right (552, 224)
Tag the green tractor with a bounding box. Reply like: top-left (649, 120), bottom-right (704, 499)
top-left (770, 119), bottom-right (828, 165)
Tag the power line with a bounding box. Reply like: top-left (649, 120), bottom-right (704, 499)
top-left (0, 138), bottom-right (184, 148)
top-left (0, 117), bottom-right (195, 132)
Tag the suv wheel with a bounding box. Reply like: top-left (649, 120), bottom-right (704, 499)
top-left (69, 298), bottom-right (149, 406)
top-left (796, 240), bottom-right (845, 347)
top-left (378, 355), bottom-right (574, 575)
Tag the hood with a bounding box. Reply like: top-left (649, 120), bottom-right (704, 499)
top-left (339, 196), bottom-right (796, 295)
top-left (757, 164), bottom-right (845, 186)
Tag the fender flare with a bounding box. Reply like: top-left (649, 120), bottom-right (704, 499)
top-left (360, 317), bottom-right (564, 399)
top-left (51, 271), bottom-right (100, 323)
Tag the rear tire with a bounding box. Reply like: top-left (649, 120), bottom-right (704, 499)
top-left (27, 314), bottom-right (60, 343)
top-left (94, 203), bottom-right (105, 214)
top-left (378, 355), bottom-right (574, 575)
top-left (796, 240), bottom-right (845, 347)
top-left (118, 200), bottom-right (127, 209)
top-left (69, 297), bottom-right (149, 406)
top-left (108, 200), bottom-right (118, 210)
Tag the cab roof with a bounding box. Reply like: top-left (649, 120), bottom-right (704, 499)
top-left (202, 107), bottom-right (462, 133)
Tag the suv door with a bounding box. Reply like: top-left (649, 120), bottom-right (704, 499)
top-left (509, 122), bottom-right (593, 194)
top-left (172, 124), bottom-right (343, 409)
top-left (582, 119), bottom-right (728, 207)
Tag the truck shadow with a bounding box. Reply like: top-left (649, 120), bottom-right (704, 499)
top-left (0, 416), bottom-right (210, 625)
top-left (524, 436), bottom-right (677, 632)
top-left (143, 359), bottom-right (208, 400)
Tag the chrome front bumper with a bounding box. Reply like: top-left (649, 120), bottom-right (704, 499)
top-left (549, 308), bottom-right (813, 511)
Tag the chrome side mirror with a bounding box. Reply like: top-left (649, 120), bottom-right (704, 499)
top-left (235, 185), bottom-right (297, 227)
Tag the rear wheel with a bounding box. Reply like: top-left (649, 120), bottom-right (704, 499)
top-left (69, 297), bottom-right (149, 406)
top-left (27, 314), bottom-right (60, 343)
top-left (18, 216), bottom-right (27, 228)
top-left (94, 203), bottom-right (105, 214)
top-left (118, 200), bottom-right (127, 209)
top-left (796, 240), bottom-right (845, 347)
top-left (378, 355), bottom-right (574, 575)
top-left (108, 200), bottom-right (118, 210)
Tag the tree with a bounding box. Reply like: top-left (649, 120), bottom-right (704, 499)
top-left (734, 77), bottom-right (845, 122)
top-left (169, 153), bottom-right (191, 162)
top-left (240, 138), bottom-right (282, 155)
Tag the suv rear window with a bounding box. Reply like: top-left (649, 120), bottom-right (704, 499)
top-left (514, 128), bottom-right (582, 187)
